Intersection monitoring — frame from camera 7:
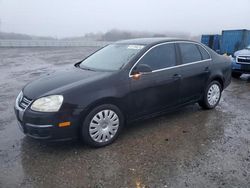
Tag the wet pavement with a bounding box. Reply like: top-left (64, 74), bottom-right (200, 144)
top-left (0, 47), bottom-right (250, 188)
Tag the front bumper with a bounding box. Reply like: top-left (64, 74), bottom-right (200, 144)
top-left (232, 59), bottom-right (250, 74)
top-left (14, 103), bottom-right (82, 141)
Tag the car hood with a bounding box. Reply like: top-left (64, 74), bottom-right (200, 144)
top-left (234, 49), bottom-right (250, 56)
top-left (23, 67), bottom-right (112, 99)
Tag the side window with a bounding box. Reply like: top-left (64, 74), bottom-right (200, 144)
top-left (137, 43), bottom-right (176, 70)
top-left (197, 45), bottom-right (210, 60)
top-left (179, 43), bottom-right (202, 64)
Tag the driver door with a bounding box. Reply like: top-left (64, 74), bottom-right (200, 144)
top-left (128, 43), bottom-right (181, 119)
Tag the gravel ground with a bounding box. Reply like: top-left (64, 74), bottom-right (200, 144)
top-left (0, 47), bottom-right (249, 188)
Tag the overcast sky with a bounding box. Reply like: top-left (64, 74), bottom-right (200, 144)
top-left (0, 0), bottom-right (250, 37)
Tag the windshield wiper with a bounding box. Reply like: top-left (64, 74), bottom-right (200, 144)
top-left (81, 67), bottom-right (94, 71)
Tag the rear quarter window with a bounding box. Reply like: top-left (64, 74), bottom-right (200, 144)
top-left (197, 45), bottom-right (210, 60)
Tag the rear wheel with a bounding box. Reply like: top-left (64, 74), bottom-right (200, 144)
top-left (232, 72), bottom-right (242, 78)
top-left (81, 104), bottom-right (124, 147)
top-left (199, 81), bottom-right (222, 109)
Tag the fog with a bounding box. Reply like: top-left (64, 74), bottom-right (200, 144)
top-left (0, 0), bottom-right (250, 37)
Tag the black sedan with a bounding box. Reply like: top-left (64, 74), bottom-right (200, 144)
top-left (14, 38), bottom-right (231, 147)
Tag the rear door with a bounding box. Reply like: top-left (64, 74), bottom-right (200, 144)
top-left (128, 43), bottom-right (182, 119)
top-left (177, 42), bottom-right (211, 103)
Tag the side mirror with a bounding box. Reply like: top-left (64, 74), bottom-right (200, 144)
top-left (131, 64), bottom-right (152, 75)
top-left (131, 64), bottom-right (152, 80)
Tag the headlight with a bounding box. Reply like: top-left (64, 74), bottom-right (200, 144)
top-left (31, 95), bottom-right (63, 112)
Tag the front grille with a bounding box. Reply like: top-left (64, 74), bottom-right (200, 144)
top-left (19, 96), bottom-right (32, 110)
top-left (237, 56), bottom-right (250, 64)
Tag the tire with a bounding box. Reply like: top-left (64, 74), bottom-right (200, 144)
top-left (81, 104), bottom-right (124, 147)
top-left (199, 81), bottom-right (222, 109)
top-left (232, 72), bottom-right (242, 78)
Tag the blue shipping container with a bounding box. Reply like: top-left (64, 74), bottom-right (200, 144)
top-left (201, 34), bottom-right (221, 53)
top-left (220, 29), bottom-right (250, 55)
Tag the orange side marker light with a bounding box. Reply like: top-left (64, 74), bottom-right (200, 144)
top-left (58, 121), bottom-right (71, 127)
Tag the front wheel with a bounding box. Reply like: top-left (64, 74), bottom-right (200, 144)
top-left (81, 104), bottom-right (124, 147)
top-left (199, 81), bottom-right (222, 109)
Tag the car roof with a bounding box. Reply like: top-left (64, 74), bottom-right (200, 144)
top-left (115, 37), bottom-right (194, 46)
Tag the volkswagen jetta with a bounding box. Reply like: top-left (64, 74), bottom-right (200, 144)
top-left (14, 38), bottom-right (231, 147)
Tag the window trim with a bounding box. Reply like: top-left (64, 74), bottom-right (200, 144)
top-left (129, 41), bottom-right (211, 77)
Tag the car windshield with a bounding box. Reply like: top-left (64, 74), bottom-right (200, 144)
top-left (246, 45), bottom-right (250, 50)
top-left (79, 44), bottom-right (145, 71)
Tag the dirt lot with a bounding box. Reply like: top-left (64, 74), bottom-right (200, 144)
top-left (0, 47), bottom-right (249, 188)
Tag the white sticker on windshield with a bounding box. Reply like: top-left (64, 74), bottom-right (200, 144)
top-left (127, 45), bottom-right (144, 50)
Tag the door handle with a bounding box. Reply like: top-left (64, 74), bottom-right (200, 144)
top-left (172, 74), bottom-right (181, 79)
top-left (204, 67), bottom-right (209, 72)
